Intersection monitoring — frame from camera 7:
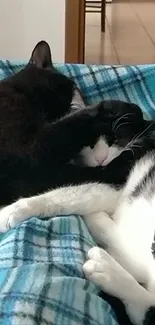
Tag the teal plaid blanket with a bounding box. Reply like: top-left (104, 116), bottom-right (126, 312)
top-left (0, 61), bottom-right (155, 325)
top-left (0, 217), bottom-right (116, 325)
top-left (1, 61), bottom-right (155, 118)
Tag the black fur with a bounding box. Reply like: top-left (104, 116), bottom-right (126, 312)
top-left (0, 40), bottom-right (154, 208)
top-left (144, 307), bottom-right (155, 325)
top-left (131, 162), bottom-right (155, 199)
top-left (0, 100), bottom-right (149, 205)
top-left (99, 291), bottom-right (134, 325)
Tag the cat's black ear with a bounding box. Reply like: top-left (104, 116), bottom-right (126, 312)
top-left (29, 40), bottom-right (53, 68)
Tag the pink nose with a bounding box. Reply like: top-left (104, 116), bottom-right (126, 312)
top-left (96, 158), bottom-right (104, 164)
top-left (96, 154), bottom-right (108, 165)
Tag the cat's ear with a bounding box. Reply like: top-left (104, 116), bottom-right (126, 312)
top-left (29, 40), bottom-right (53, 68)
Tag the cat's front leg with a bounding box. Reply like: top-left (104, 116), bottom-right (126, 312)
top-left (0, 183), bottom-right (119, 232)
top-left (0, 199), bottom-right (33, 232)
top-left (83, 247), bottom-right (155, 325)
top-left (84, 210), bottom-right (151, 285)
top-left (0, 192), bottom-right (62, 232)
top-left (41, 106), bottom-right (101, 165)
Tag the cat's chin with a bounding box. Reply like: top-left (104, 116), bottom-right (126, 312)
top-left (101, 157), bottom-right (117, 166)
top-left (101, 160), bottom-right (110, 166)
top-left (101, 148), bottom-right (124, 167)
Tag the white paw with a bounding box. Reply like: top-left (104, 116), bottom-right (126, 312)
top-left (0, 199), bottom-right (30, 232)
top-left (83, 246), bottom-right (136, 300)
top-left (88, 246), bottom-right (108, 261)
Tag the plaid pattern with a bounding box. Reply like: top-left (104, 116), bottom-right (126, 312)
top-left (0, 217), bottom-right (117, 325)
top-left (0, 61), bottom-right (155, 118)
top-left (0, 61), bottom-right (155, 324)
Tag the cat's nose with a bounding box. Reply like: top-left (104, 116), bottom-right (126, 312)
top-left (96, 158), bottom-right (105, 165)
top-left (96, 155), bottom-right (108, 165)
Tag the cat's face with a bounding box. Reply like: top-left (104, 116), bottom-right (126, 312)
top-left (77, 136), bottom-right (122, 167)
top-left (24, 42), bottom-right (145, 168)
top-left (75, 100), bottom-right (145, 167)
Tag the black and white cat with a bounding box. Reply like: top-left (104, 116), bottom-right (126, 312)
top-left (0, 39), bottom-right (149, 205)
top-left (0, 39), bottom-right (146, 205)
top-left (1, 134), bottom-right (155, 324)
top-left (1, 40), bottom-right (155, 325)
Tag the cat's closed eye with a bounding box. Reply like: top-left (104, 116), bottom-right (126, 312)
top-left (106, 135), bottom-right (115, 147)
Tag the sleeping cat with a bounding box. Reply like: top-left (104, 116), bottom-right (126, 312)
top-left (1, 40), bottom-right (155, 324)
top-left (0, 39), bottom-right (119, 204)
top-left (0, 39), bottom-right (149, 205)
top-left (1, 132), bottom-right (155, 324)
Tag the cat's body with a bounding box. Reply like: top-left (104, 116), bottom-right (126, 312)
top-left (1, 41), bottom-right (155, 324)
top-left (0, 40), bottom-right (119, 203)
top-left (0, 41), bottom-right (76, 204)
top-left (1, 151), bottom-right (155, 324)
top-left (0, 40), bottom-right (151, 205)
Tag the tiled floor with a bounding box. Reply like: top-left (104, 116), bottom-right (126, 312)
top-left (85, 1), bottom-right (155, 65)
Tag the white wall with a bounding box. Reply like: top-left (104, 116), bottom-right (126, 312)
top-left (0, 0), bottom-right (65, 62)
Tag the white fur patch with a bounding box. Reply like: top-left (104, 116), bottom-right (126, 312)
top-left (0, 183), bottom-right (121, 232)
top-left (78, 136), bottom-right (122, 167)
top-left (102, 145), bottom-right (123, 166)
top-left (83, 247), bottom-right (154, 325)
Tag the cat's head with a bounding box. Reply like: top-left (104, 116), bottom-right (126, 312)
top-left (23, 41), bottom-right (84, 120)
top-left (75, 100), bottom-right (146, 167)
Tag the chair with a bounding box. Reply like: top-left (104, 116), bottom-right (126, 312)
top-left (85, 0), bottom-right (106, 32)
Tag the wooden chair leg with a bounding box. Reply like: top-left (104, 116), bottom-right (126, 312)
top-left (101, 0), bottom-right (106, 32)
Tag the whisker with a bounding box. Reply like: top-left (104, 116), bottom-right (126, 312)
top-left (112, 121), bottom-right (117, 132)
top-left (125, 147), bottom-right (135, 157)
top-left (114, 121), bottom-right (132, 133)
top-left (113, 113), bottom-right (133, 131)
top-left (125, 121), bottom-right (155, 149)
top-left (131, 144), bottom-right (142, 149)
